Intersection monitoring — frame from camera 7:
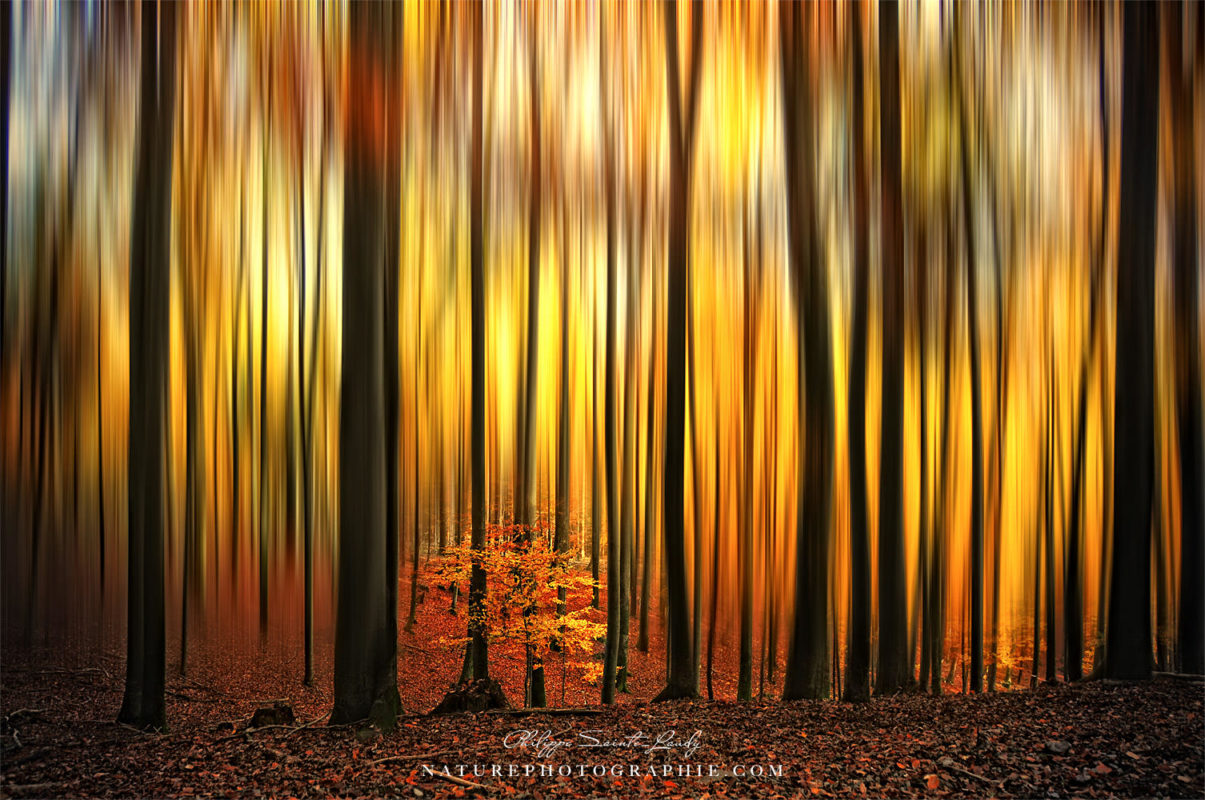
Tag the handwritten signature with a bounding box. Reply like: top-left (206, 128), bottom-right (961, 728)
top-left (503, 729), bottom-right (704, 760)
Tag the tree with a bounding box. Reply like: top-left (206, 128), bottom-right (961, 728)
top-left (876, 0), bottom-right (909, 696)
top-left (1105, 1), bottom-right (1158, 682)
top-left (844, 2), bottom-right (872, 704)
top-left (781, 1), bottom-right (834, 701)
top-left (952, 9), bottom-right (985, 692)
top-left (331, 2), bottom-right (401, 728)
top-left (118, 0), bottom-right (177, 733)
top-left (1170, 2), bottom-right (1203, 677)
top-left (654, 0), bottom-right (703, 703)
top-left (467, 0), bottom-right (492, 689)
top-left (519, 6), bottom-right (547, 706)
top-left (738, 204), bottom-right (759, 702)
top-left (257, 28), bottom-right (272, 643)
top-left (600, 3), bottom-right (621, 705)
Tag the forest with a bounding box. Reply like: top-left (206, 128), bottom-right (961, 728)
top-left (1, 1), bottom-right (1202, 798)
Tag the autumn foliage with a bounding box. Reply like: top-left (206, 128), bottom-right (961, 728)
top-left (434, 525), bottom-right (605, 688)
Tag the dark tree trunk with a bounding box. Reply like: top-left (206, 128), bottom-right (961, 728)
top-left (302, 129), bottom-right (323, 685)
top-left (1171, 3), bottom-right (1204, 677)
top-left (1045, 350), bottom-right (1058, 683)
top-left (1066, 236), bottom-right (1102, 682)
top-left (600, 9), bottom-right (620, 705)
top-left (331, 2), bottom-right (400, 728)
top-left (468, 0), bottom-right (490, 684)
top-left (522, 24), bottom-right (546, 706)
top-left (687, 253), bottom-right (704, 684)
top-left (556, 204), bottom-right (572, 623)
top-left (383, 6), bottom-right (403, 700)
top-left (617, 214), bottom-right (639, 694)
top-left (876, 0), bottom-right (908, 696)
top-left (932, 212), bottom-right (957, 696)
top-left (591, 295), bottom-right (601, 611)
top-left (258, 39), bottom-right (272, 642)
top-left (639, 254), bottom-right (658, 655)
top-left (1105, 1), bottom-right (1158, 682)
top-left (738, 217), bottom-right (757, 702)
top-left (707, 410), bottom-right (722, 700)
top-left (953, 19), bottom-right (985, 692)
top-left (844, 3), bottom-right (871, 704)
top-left (654, 0), bottom-right (703, 702)
top-left (780, 1), bottom-right (833, 701)
top-left (118, 0), bottom-right (176, 733)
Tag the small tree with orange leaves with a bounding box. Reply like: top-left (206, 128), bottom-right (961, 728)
top-left (436, 523), bottom-right (604, 703)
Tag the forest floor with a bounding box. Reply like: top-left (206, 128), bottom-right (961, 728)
top-left (2, 571), bottom-right (1203, 798)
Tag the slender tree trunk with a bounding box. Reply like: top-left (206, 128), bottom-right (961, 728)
top-left (258, 39), bottom-right (273, 643)
top-left (844, 3), bottom-right (871, 703)
top-left (639, 257), bottom-right (657, 654)
top-left (707, 410), bottom-right (721, 700)
top-left (468, 0), bottom-right (490, 685)
top-left (932, 213), bottom-right (957, 696)
top-left (876, 0), bottom-right (908, 696)
top-left (953, 19), bottom-right (985, 692)
top-left (591, 293), bottom-right (601, 610)
top-left (1045, 350), bottom-right (1058, 683)
top-left (1171, 3), bottom-right (1204, 677)
top-left (738, 218), bottom-right (757, 702)
top-left (600, 7), bottom-right (620, 705)
top-left (118, 0), bottom-right (176, 732)
top-left (687, 249), bottom-right (704, 683)
top-left (1105, 2), bottom-right (1158, 682)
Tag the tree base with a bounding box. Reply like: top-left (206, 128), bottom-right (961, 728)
top-left (432, 678), bottom-right (511, 714)
top-left (651, 683), bottom-right (698, 702)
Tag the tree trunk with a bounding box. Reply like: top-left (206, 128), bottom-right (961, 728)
top-left (1105, 1), bottom-right (1158, 682)
top-left (780, 1), bottom-right (833, 701)
top-left (738, 217), bottom-right (757, 702)
top-left (952, 18), bottom-right (985, 692)
top-left (844, 3), bottom-right (871, 704)
top-left (118, 0), bottom-right (176, 732)
top-left (654, 0), bottom-right (703, 702)
top-left (1170, 3), bottom-right (1204, 677)
top-left (876, 0), bottom-right (908, 696)
top-left (331, 2), bottom-right (401, 728)
top-left (468, 0), bottom-right (490, 684)
top-left (258, 39), bottom-right (272, 642)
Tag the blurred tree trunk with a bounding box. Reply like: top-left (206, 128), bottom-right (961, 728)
top-left (468, 0), bottom-right (490, 685)
top-left (687, 236), bottom-right (703, 682)
top-left (1171, 3), bottom-right (1203, 677)
top-left (1105, 1), bottom-right (1158, 682)
top-left (780, 1), bottom-right (833, 701)
top-left (876, 0), bottom-right (908, 696)
top-left (600, 5), bottom-right (620, 704)
top-left (331, 2), bottom-right (400, 728)
top-left (617, 198), bottom-right (640, 693)
top-left (932, 214), bottom-right (957, 695)
top-left (654, 0), bottom-right (703, 703)
top-left (258, 34), bottom-right (272, 643)
top-left (1045, 349), bottom-right (1057, 683)
top-left (844, 3), bottom-right (871, 704)
top-left (382, 4), bottom-right (403, 701)
top-left (118, 0), bottom-right (176, 732)
top-left (639, 243), bottom-right (658, 655)
top-left (738, 213), bottom-right (758, 702)
top-left (952, 14), bottom-right (985, 692)
top-left (591, 292), bottom-right (601, 611)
